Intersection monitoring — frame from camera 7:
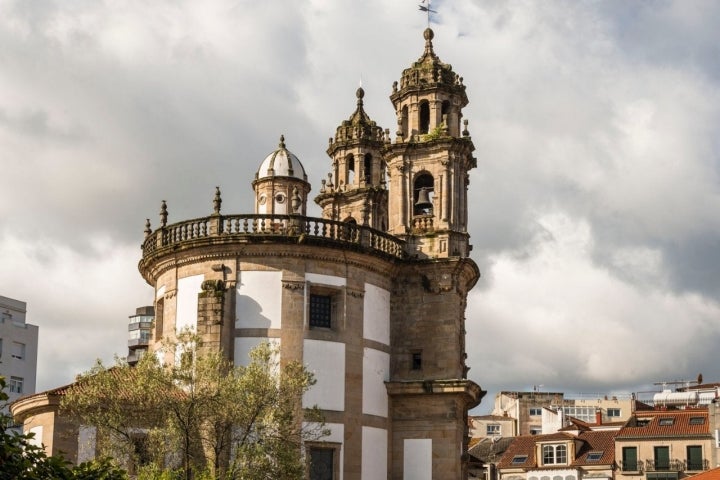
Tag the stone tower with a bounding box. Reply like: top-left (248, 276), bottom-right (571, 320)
top-left (316, 88), bottom-right (389, 230)
top-left (385, 28), bottom-right (475, 259)
top-left (136, 28), bottom-right (483, 480)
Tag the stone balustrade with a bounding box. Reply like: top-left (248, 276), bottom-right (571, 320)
top-left (142, 213), bottom-right (406, 260)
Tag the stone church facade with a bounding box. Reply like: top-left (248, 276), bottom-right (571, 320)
top-left (13, 28), bottom-right (484, 480)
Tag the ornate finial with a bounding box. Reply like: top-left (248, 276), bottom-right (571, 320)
top-left (160, 200), bottom-right (168, 227)
top-left (213, 186), bottom-right (222, 214)
top-left (279, 134), bottom-right (286, 149)
top-left (423, 27), bottom-right (435, 55)
top-left (356, 87), bottom-right (365, 107)
top-left (462, 119), bottom-right (470, 137)
top-left (144, 218), bottom-right (152, 238)
top-left (392, 81), bottom-right (398, 94)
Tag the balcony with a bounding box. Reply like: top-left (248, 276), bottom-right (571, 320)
top-left (128, 337), bottom-right (150, 348)
top-left (620, 461), bottom-right (644, 473)
top-left (683, 459), bottom-right (710, 472)
top-left (645, 459), bottom-right (683, 472)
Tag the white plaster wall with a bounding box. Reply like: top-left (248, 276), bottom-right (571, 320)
top-left (305, 273), bottom-right (346, 287)
top-left (236, 270), bottom-right (282, 329)
top-left (305, 422), bottom-right (344, 480)
top-left (363, 283), bottom-right (390, 345)
top-left (404, 439), bottom-right (432, 480)
top-left (176, 274), bottom-right (204, 332)
top-left (362, 347), bottom-right (389, 417)
top-left (303, 339), bottom-right (345, 411)
top-left (77, 426), bottom-right (97, 463)
top-left (156, 284), bottom-right (166, 299)
top-left (362, 426), bottom-right (387, 480)
top-left (233, 337), bottom-right (280, 367)
top-left (28, 425), bottom-right (42, 449)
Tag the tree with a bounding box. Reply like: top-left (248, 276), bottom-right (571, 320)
top-left (62, 334), bottom-right (326, 480)
top-left (0, 377), bottom-right (127, 480)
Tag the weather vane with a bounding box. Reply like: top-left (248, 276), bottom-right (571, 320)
top-left (418, 0), bottom-right (437, 27)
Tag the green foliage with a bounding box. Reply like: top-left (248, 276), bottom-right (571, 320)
top-left (0, 377), bottom-right (128, 480)
top-left (62, 333), bottom-right (326, 480)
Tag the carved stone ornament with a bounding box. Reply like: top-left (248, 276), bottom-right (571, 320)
top-left (201, 279), bottom-right (225, 292)
top-left (282, 281), bottom-right (305, 291)
top-left (347, 288), bottom-right (365, 298)
top-left (164, 289), bottom-right (177, 299)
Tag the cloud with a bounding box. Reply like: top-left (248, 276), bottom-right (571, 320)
top-left (1, 0), bottom-right (719, 411)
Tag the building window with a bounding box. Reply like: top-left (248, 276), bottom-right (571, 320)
top-left (529, 427), bottom-right (542, 435)
top-left (687, 446), bottom-right (703, 471)
top-left (586, 451), bottom-right (603, 462)
top-left (419, 100), bottom-right (430, 134)
top-left (307, 443), bottom-right (340, 480)
top-left (658, 418), bottom-right (674, 426)
top-left (622, 446), bottom-right (639, 471)
top-left (9, 376), bottom-right (23, 394)
top-left (542, 444), bottom-right (567, 465)
top-left (11, 341), bottom-right (24, 360)
top-left (309, 294), bottom-right (332, 329)
top-left (486, 424), bottom-right (500, 436)
top-left (607, 408), bottom-right (621, 417)
top-left (654, 446), bottom-right (670, 470)
top-left (689, 417), bottom-right (705, 425)
top-left (411, 351), bottom-right (422, 370)
top-left (511, 455), bottom-right (528, 465)
top-left (529, 407), bottom-right (542, 416)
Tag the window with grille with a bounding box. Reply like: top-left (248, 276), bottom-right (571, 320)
top-left (309, 294), bottom-right (332, 328)
top-left (309, 446), bottom-right (336, 480)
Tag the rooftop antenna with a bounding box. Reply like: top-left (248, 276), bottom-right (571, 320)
top-left (418, 0), bottom-right (437, 27)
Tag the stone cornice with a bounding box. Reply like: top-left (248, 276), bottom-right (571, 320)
top-left (385, 379), bottom-right (485, 409)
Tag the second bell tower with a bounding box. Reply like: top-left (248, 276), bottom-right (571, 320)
top-left (384, 28), bottom-right (476, 258)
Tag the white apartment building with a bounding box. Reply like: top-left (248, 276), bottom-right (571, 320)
top-left (0, 295), bottom-right (39, 405)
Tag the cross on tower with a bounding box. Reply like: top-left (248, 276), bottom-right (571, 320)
top-left (418, 0), bottom-right (437, 27)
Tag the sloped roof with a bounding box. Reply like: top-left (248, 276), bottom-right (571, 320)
top-left (497, 430), bottom-right (618, 469)
top-left (617, 409), bottom-right (710, 439)
top-left (573, 430), bottom-right (617, 466)
top-left (469, 437), bottom-right (515, 463)
top-left (686, 467), bottom-right (720, 480)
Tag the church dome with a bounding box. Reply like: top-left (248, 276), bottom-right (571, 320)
top-left (255, 135), bottom-right (308, 181)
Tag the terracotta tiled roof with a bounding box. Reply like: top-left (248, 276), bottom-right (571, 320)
top-left (572, 430), bottom-right (617, 466)
top-left (686, 467), bottom-right (720, 480)
top-left (497, 435), bottom-right (541, 469)
top-left (617, 409), bottom-right (710, 438)
top-left (469, 437), bottom-right (515, 463)
top-left (497, 431), bottom-right (618, 470)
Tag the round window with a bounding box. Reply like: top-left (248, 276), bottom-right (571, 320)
top-left (258, 194), bottom-right (267, 205)
top-left (275, 193), bottom-right (286, 204)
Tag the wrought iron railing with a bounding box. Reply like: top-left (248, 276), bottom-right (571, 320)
top-left (142, 214), bottom-right (406, 260)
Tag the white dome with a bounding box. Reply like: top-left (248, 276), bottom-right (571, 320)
top-left (256, 135), bottom-right (307, 181)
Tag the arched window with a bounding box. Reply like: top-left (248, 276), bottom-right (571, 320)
top-left (346, 154), bottom-right (355, 186)
top-left (441, 100), bottom-right (451, 130)
top-left (344, 217), bottom-right (357, 224)
top-left (542, 444), bottom-right (568, 465)
top-left (419, 101), bottom-right (430, 134)
top-left (364, 153), bottom-right (372, 184)
top-left (413, 172), bottom-right (434, 215)
top-left (401, 106), bottom-right (409, 138)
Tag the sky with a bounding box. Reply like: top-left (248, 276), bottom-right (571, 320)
top-left (1, 0), bottom-right (720, 414)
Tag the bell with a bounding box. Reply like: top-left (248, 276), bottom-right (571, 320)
top-left (415, 187), bottom-right (433, 210)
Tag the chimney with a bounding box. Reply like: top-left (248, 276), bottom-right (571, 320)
top-left (596, 409), bottom-right (602, 425)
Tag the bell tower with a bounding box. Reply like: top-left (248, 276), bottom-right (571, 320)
top-left (385, 28), bottom-right (476, 258)
top-left (315, 88), bottom-right (389, 229)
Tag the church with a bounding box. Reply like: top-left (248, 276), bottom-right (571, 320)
top-left (13, 27), bottom-right (484, 479)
